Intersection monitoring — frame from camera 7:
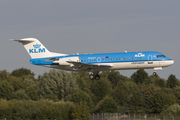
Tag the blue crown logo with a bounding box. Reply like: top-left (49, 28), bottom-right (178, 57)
top-left (33, 43), bottom-right (41, 48)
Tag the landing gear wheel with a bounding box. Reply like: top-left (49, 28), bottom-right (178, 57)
top-left (153, 72), bottom-right (157, 76)
top-left (89, 74), bottom-right (94, 80)
top-left (95, 75), bottom-right (100, 80)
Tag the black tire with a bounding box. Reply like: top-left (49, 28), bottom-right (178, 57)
top-left (89, 74), bottom-right (94, 80)
top-left (95, 75), bottom-right (100, 80)
top-left (153, 72), bottom-right (156, 76)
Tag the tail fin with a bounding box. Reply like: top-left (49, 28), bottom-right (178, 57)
top-left (11, 38), bottom-right (66, 58)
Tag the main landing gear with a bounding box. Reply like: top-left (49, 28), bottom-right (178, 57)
top-left (89, 72), bottom-right (100, 80)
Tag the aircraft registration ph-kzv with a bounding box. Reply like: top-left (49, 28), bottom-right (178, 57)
top-left (11, 38), bottom-right (174, 80)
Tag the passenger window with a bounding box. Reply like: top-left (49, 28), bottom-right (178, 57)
top-left (119, 58), bottom-right (121, 60)
top-left (127, 58), bottom-right (128, 60)
top-left (111, 58), bottom-right (112, 60)
top-left (124, 58), bottom-right (126, 60)
top-left (116, 58), bottom-right (118, 60)
top-left (94, 59), bottom-right (96, 61)
top-left (113, 58), bottom-right (115, 60)
top-left (132, 57), bottom-right (133, 59)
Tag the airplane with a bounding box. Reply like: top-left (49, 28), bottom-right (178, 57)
top-left (11, 38), bottom-right (174, 80)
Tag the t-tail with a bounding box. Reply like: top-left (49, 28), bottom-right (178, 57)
top-left (11, 38), bottom-right (67, 58)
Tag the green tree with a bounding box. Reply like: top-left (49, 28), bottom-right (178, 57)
top-left (13, 89), bottom-right (29, 100)
top-left (167, 74), bottom-right (179, 88)
top-left (10, 67), bottom-right (35, 78)
top-left (131, 69), bottom-right (149, 84)
top-left (108, 71), bottom-right (121, 89)
top-left (112, 87), bottom-right (127, 106)
top-left (173, 86), bottom-right (180, 104)
top-left (76, 77), bottom-right (89, 93)
top-left (160, 103), bottom-right (180, 116)
top-left (8, 76), bottom-right (27, 91)
top-left (69, 90), bottom-right (93, 110)
top-left (148, 91), bottom-right (176, 113)
top-left (91, 79), bottom-right (112, 103)
top-left (71, 102), bottom-right (89, 120)
top-left (97, 95), bottom-right (117, 113)
top-left (39, 69), bottom-right (79, 100)
top-left (122, 81), bottom-right (138, 94)
top-left (0, 70), bottom-right (9, 81)
top-left (0, 80), bottom-right (14, 100)
top-left (26, 86), bottom-right (39, 100)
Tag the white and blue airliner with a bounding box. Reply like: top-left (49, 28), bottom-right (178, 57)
top-left (12, 38), bottom-right (174, 80)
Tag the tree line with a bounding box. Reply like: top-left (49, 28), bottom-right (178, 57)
top-left (0, 68), bottom-right (180, 119)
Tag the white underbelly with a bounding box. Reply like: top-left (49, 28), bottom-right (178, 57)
top-left (111, 61), bottom-right (160, 70)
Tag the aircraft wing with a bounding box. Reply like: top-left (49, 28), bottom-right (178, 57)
top-left (67, 61), bottom-right (113, 71)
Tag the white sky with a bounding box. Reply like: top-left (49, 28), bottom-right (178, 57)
top-left (1, 0), bottom-right (180, 79)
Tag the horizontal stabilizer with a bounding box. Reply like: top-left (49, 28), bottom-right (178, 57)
top-left (9, 38), bottom-right (37, 43)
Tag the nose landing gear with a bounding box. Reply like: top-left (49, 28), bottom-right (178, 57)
top-left (153, 71), bottom-right (157, 76)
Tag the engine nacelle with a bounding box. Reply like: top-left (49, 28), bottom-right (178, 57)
top-left (56, 57), bottom-right (80, 66)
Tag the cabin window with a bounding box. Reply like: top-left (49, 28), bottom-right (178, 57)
top-left (113, 58), bottom-right (115, 60)
top-left (111, 58), bottom-right (112, 60)
top-left (124, 58), bottom-right (126, 60)
top-left (119, 58), bottom-right (121, 60)
top-left (89, 59), bottom-right (91, 61)
top-left (132, 57), bottom-right (133, 59)
top-left (81, 60), bottom-right (83, 62)
top-left (116, 58), bottom-right (118, 60)
top-left (127, 58), bottom-right (128, 60)
top-left (102, 59), bottom-right (104, 61)
top-left (121, 58), bottom-right (123, 60)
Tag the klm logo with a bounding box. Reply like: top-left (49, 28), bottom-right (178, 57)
top-left (29, 43), bottom-right (45, 53)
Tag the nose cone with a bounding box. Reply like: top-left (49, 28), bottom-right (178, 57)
top-left (160, 60), bottom-right (174, 67)
top-left (169, 60), bottom-right (174, 65)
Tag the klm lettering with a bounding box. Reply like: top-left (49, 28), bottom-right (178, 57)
top-left (29, 48), bottom-right (45, 53)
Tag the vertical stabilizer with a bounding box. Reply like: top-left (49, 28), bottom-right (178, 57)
top-left (11, 38), bottom-right (52, 58)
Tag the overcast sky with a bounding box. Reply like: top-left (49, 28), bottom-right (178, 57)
top-left (1, 0), bottom-right (180, 79)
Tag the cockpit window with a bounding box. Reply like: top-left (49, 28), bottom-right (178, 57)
top-left (157, 55), bottom-right (166, 58)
